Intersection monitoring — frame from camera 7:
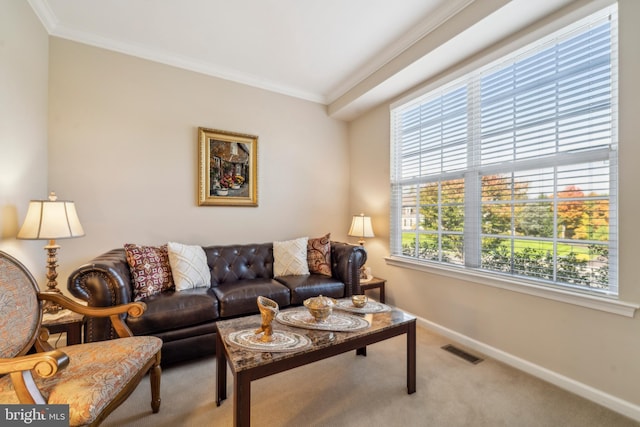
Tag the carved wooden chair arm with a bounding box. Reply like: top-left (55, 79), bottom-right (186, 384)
top-left (35, 327), bottom-right (54, 352)
top-left (38, 292), bottom-right (147, 338)
top-left (0, 350), bottom-right (69, 404)
top-left (0, 350), bottom-right (69, 377)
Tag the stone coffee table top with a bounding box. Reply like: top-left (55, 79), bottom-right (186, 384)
top-left (217, 305), bottom-right (415, 372)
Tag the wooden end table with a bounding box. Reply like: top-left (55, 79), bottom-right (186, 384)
top-left (42, 309), bottom-right (84, 346)
top-left (359, 277), bottom-right (386, 303)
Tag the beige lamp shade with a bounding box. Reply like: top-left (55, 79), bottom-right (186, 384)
top-left (17, 192), bottom-right (85, 240)
top-left (17, 192), bottom-right (84, 314)
top-left (348, 213), bottom-right (374, 245)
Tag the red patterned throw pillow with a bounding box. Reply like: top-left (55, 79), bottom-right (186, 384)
top-left (124, 243), bottom-right (174, 301)
top-left (307, 233), bottom-right (332, 276)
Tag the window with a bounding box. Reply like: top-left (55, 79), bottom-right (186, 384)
top-left (390, 6), bottom-right (618, 296)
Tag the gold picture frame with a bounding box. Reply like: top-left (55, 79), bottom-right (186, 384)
top-left (198, 127), bottom-right (258, 206)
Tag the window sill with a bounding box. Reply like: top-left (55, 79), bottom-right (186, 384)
top-left (385, 256), bottom-right (639, 318)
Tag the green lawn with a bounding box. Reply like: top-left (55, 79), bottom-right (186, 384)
top-left (401, 233), bottom-right (599, 260)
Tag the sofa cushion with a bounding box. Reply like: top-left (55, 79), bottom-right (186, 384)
top-left (307, 233), bottom-right (332, 276)
top-left (211, 278), bottom-right (290, 318)
top-left (275, 274), bottom-right (345, 305)
top-left (124, 243), bottom-right (174, 301)
top-left (273, 237), bottom-right (309, 277)
top-left (167, 242), bottom-right (211, 291)
top-left (127, 288), bottom-right (219, 335)
top-left (153, 322), bottom-right (217, 344)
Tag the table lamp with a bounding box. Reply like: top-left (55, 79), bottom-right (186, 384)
top-left (348, 213), bottom-right (374, 282)
top-left (17, 192), bottom-right (85, 313)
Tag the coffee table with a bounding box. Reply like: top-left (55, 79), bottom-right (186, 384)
top-left (216, 305), bottom-right (416, 427)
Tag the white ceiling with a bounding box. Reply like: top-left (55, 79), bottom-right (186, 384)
top-left (28, 0), bottom-right (576, 121)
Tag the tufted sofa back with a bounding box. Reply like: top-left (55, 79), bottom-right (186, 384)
top-left (203, 243), bottom-right (273, 285)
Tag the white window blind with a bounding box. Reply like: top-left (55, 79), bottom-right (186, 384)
top-left (390, 6), bottom-right (618, 296)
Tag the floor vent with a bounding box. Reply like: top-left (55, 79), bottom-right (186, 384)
top-left (441, 344), bottom-right (483, 365)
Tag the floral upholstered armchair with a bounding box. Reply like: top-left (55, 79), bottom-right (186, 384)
top-left (0, 251), bottom-right (162, 426)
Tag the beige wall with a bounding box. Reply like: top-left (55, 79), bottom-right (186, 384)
top-left (3, 0), bottom-right (639, 420)
top-left (0, 0), bottom-right (49, 278)
top-left (47, 38), bottom-right (352, 285)
top-left (348, 0), bottom-right (640, 414)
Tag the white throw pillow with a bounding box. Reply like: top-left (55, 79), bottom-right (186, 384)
top-left (167, 242), bottom-right (211, 291)
top-left (273, 237), bottom-right (310, 277)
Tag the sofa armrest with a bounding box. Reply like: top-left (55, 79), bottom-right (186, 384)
top-left (67, 248), bottom-right (132, 342)
top-left (330, 242), bottom-right (367, 297)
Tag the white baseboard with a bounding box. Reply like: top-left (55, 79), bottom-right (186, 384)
top-left (415, 316), bottom-right (640, 422)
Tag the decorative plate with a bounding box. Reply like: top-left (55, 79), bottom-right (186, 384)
top-left (226, 329), bottom-right (312, 352)
top-left (276, 308), bottom-right (370, 331)
top-left (334, 299), bottom-right (392, 314)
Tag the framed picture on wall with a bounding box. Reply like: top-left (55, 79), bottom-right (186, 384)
top-left (198, 127), bottom-right (258, 206)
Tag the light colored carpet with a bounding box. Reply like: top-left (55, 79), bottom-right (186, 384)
top-left (103, 325), bottom-right (638, 427)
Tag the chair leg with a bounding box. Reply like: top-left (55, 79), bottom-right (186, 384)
top-left (150, 352), bottom-right (161, 413)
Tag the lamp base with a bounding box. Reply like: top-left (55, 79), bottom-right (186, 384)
top-left (41, 242), bottom-right (63, 314)
top-left (42, 289), bottom-right (63, 314)
top-left (359, 265), bottom-right (373, 282)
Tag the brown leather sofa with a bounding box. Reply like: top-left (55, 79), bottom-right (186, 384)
top-left (67, 241), bottom-right (366, 364)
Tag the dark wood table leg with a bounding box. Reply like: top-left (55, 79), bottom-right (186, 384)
top-left (43, 318), bottom-right (83, 346)
top-left (379, 286), bottom-right (386, 303)
top-left (356, 346), bottom-right (367, 356)
top-left (67, 322), bottom-right (82, 345)
top-left (234, 371), bottom-right (251, 427)
top-left (407, 320), bottom-right (416, 394)
top-left (216, 333), bottom-right (227, 406)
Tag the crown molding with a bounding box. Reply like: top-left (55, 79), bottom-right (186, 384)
top-left (325, 0), bottom-right (474, 104)
top-left (27, 0), bottom-right (326, 104)
top-left (28, 0), bottom-right (58, 31)
top-left (57, 24), bottom-right (326, 104)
